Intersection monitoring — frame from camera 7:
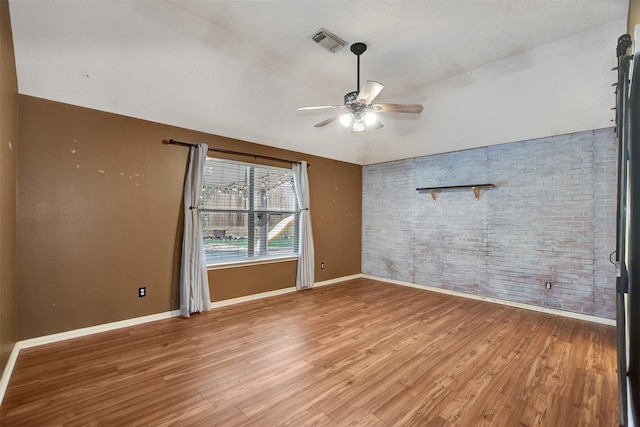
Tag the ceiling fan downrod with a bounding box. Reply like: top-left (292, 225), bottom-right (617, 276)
top-left (350, 42), bottom-right (367, 93)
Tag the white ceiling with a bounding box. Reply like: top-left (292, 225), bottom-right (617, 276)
top-left (9, 0), bottom-right (629, 165)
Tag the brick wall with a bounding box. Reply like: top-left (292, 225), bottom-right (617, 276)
top-left (362, 128), bottom-right (617, 319)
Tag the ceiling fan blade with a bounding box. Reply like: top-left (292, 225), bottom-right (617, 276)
top-left (372, 103), bottom-right (423, 113)
top-left (314, 114), bottom-right (340, 128)
top-left (298, 105), bottom-right (345, 111)
top-left (356, 80), bottom-right (384, 104)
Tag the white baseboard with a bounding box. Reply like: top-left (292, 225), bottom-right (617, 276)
top-left (209, 273), bottom-right (364, 308)
top-left (362, 274), bottom-right (616, 326)
top-left (314, 273), bottom-right (364, 287)
top-left (16, 271), bottom-right (612, 350)
top-left (20, 310), bottom-right (182, 349)
top-left (0, 342), bottom-right (20, 407)
top-left (18, 273), bottom-right (364, 350)
top-left (210, 286), bottom-right (297, 308)
top-left (0, 274), bottom-right (360, 406)
top-left (0, 310), bottom-right (183, 407)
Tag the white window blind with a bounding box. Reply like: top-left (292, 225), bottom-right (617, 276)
top-left (200, 157), bottom-right (298, 265)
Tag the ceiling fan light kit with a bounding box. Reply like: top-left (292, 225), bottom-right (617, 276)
top-left (298, 42), bottom-right (423, 133)
top-left (339, 109), bottom-right (377, 133)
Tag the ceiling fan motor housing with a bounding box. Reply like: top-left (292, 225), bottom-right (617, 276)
top-left (344, 91), bottom-right (359, 104)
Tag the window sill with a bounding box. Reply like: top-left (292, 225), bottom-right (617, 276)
top-left (207, 256), bottom-right (298, 270)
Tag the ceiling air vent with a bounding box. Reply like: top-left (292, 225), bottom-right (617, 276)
top-left (309, 28), bottom-right (347, 53)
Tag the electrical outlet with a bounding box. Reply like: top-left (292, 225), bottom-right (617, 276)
top-left (320, 262), bottom-right (325, 269)
top-left (138, 287), bottom-right (146, 297)
top-left (544, 281), bottom-right (552, 290)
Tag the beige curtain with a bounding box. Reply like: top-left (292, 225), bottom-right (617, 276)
top-left (180, 143), bottom-right (211, 316)
top-left (292, 161), bottom-right (314, 290)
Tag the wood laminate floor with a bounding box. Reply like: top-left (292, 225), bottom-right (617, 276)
top-left (1, 278), bottom-right (618, 426)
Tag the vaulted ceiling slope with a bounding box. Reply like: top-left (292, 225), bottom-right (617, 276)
top-left (9, 0), bottom-right (628, 165)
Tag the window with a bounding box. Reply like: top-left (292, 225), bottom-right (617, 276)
top-left (200, 158), bottom-right (298, 265)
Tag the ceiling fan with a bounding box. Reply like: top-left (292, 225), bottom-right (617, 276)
top-left (298, 42), bottom-right (423, 133)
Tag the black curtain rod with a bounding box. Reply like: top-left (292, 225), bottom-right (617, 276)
top-left (166, 139), bottom-right (310, 167)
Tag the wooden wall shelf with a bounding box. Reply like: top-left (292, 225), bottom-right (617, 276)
top-left (416, 184), bottom-right (495, 202)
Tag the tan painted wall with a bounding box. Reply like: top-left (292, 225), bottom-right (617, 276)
top-left (17, 96), bottom-right (362, 340)
top-left (0, 0), bottom-right (18, 370)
